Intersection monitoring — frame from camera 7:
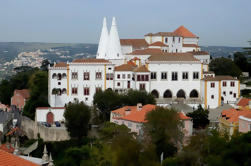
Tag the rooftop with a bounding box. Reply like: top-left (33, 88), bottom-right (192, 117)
top-left (203, 75), bottom-right (237, 81)
top-left (114, 64), bottom-right (136, 71)
top-left (221, 108), bottom-right (251, 123)
top-left (148, 53), bottom-right (199, 62)
top-left (120, 39), bottom-right (148, 49)
top-left (14, 89), bottom-right (30, 99)
top-left (128, 48), bottom-right (163, 55)
top-left (173, 25), bottom-right (198, 38)
top-left (149, 41), bottom-right (168, 47)
top-left (133, 65), bottom-right (150, 72)
top-left (145, 32), bottom-right (181, 37)
top-left (237, 97), bottom-right (251, 107)
top-left (54, 62), bottom-right (67, 67)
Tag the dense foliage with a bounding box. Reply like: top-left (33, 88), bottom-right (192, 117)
top-left (64, 102), bottom-right (91, 140)
top-left (209, 57), bottom-right (242, 78)
top-left (187, 105), bottom-right (210, 129)
top-left (93, 89), bottom-right (156, 120)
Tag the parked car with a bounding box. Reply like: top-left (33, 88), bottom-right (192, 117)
top-left (55, 121), bottom-right (61, 127)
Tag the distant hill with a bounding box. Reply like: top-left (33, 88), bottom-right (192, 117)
top-left (200, 46), bottom-right (244, 58)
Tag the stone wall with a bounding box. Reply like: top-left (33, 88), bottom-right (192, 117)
top-left (21, 116), bottom-right (70, 141)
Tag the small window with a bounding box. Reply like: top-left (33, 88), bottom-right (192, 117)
top-left (139, 84), bottom-right (145, 91)
top-left (72, 72), bottom-right (78, 80)
top-left (96, 72), bottom-right (102, 80)
top-left (127, 74), bottom-right (131, 79)
top-left (83, 72), bottom-right (90, 80)
top-left (72, 87), bottom-right (78, 95)
top-left (106, 73), bottom-right (114, 80)
top-left (161, 72), bottom-right (167, 80)
top-left (230, 81), bottom-right (235, 87)
top-left (165, 37), bottom-right (168, 43)
top-left (108, 67), bottom-right (112, 70)
top-left (151, 72), bottom-right (157, 80)
top-left (173, 37), bottom-right (175, 42)
top-left (122, 74), bottom-right (125, 79)
top-left (223, 81), bottom-right (227, 87)
top-left (84, 87), bottom-right (90, 96)
top-left (178, 37), bottom-right (181, 43)
top-left (95, 87), bottom-right (102, 93)
top-left (230, 91), bottom-right (232, 95)
top-left (223, 91), bottom-right (226, 95)
top-left (211, 95), bottom-right (214, 99)
top-left (117, 74), bottom-right (120, 79)
top-left (182, 72), bottom-right (188, 80)
top-left (233, 93), bottom-right (236, 98)
top-left (172, 72), bottom-right (178, 81)
top-left (58, 82), bottom-right (61, 85)
top-left (117, 82), bottom-right (120, 86)
top-left (211, 83), bottom-right (215, 88)
top-left (193, 72), bottom-right (199, 79)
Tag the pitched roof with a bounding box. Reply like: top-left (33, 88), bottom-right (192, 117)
top-left (114, 64), bottom-right (136, 71)
top-left (0, 150), bottom-right (39, 166)
top-left (149, 41), bottom-right (168, 47)
top-left (237, 98), bottom-right (251, 107)
top-left (128, 48), bottom-right (163, 55)
top-left (120, 39), bottom-right (148, 49)
top-left (188, 51), bottom-right (209, 55)
top-left (221, 108), bottom-right (251, 123)
top-left (183, 44), bottom-right (199, 48)
top-left (148, 53), bottom-right (199, 62)
top-left (112, 105), bottom-right (191, 123)
top-left (203, 75), bottom-right (237, 81)
top-left (173, 25), bottom-right (198, 38)
top-left (127, 60), bottom-right (137, 66)
top-left (14, 89), bottom-right (30, 99)
top-left (54, 62), bottom-right (67, 67)
top-left (133, 65), bottom-right (150, 72)
top-left (72, 58), bottom-right (110, 63)
top-left (145, 32), bottom-right (181, 37)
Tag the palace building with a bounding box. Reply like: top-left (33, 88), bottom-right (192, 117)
top-left (48, 17), bottom-right (240, 109)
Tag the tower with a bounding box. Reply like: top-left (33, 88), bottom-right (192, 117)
top-left (106, 17), bottom-right (123, 59)
top-left (96, 17), bottom-right (109, 59)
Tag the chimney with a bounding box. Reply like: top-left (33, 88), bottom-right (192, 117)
top-left (125, 108), bottom-right (131, 115)
top-left (137, 103), bottom-right (142, 111)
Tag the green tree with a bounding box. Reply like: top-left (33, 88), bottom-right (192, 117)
top-left (143, 107), bottom-right (183, 159)
top-left (234, 52), bottom-right (249, 72)
top-left (40, 59), bottom-right (51, 71)
top-left (123, 89), bottom-right (156, 106)
top-left (209, 57), bottom-right (242, 78)
top-left (23, 70), bottom-right (49, 119)
top-left (187, 105), bottom-right (209, 129)
top-left (64, 102), bottom-right (91, 140)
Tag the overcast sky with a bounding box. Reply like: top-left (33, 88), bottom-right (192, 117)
top-left (0, 0), bottom-right (250, 47)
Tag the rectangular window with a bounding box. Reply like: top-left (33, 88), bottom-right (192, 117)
top-left (117, 82), bottom-right (120, 86)
top-left (72, 87), bottom-right (78, 95)
top-left (122, 74), bottom-right (125, 79)
top-left (127, 74), bottom-right (131, 79)
top-left (96, 72), bottom-right (102, 80)
top-left (211, 95), bottom-right (214, 99)
top-left (233, 93), bottom-right (236, 98)
top-left (178, 37), bottom-right (181, 43)
top-left (151, 72), bottom-right (157, 80)
top-left (230, 81), bottom-right (235, 87)
top-left (230, 91), bottom-right (232, 95)
top-left (95, 87), bottom-right (102, 93)
top-left (223, 81), bottom-right (227, 87)
top-left (173, 37), bottom-right (175, 42)
top-left (182, 72), bottom-right (188, 80)
top-left (84, 87), bottom-right (89, 96)
top-left (193, 72), bottom-right (199, 79)
top-left (117, 74), bottom-right (120, 79)
top-left (83, 72), bottom-right (89, 80)
top-left (137, 75), bottom-right (141, 81)
top-left (211, 83), bottom-right (215, 88)
top-left (172, 72), bottom-right (178, 81)
top-left (161, 72), bottom-right (167, 80)
top-left (106, 73), bottom-right (114, 80)
top-left (139, 84), bottom-right (145, 91)
top-left (165, 37), bottom-right (168, 43)
top-left (72, 72), bottom-right (78, 80)
top-left (145, 75), bottom-right (149, 81)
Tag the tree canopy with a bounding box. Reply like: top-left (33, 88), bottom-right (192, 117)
top-left (64, 102), bottom-right (91, 140)
top-left (187, 105), bottom-right (209, 129)
top-left (209, 57), bottom-right (242, 78)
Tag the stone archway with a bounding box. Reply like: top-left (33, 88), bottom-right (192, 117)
top-left (189, 89), bottom-right (199, 98)
top-left (177, 89), bottom-right (186, 99)
top-left (151, 90), bottom-right (159, 98)
top-left (163, 90), bottom-right (172, 98)
top-left (47, 112), bottom-right (54, 125)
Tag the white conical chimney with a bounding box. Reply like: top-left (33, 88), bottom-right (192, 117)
top-left (96, 17), bottom-right (109, 59)
top-left (106, 17), bottom-right (123, 59)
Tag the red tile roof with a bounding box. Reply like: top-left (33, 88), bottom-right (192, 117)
top-left (221, 108), bottom-right (251, 123)
top-left (149, 41), bottom-right (168, 47)
top-left (145, 32), bottom-right (181, 37)
top-left (148, 53), bottom-right (199, 62)
top-left (133, 65), bottom-right (150, 72)
top-left (114, 64), bottom-right (136, 71)
top-left (14, 89), bottom-right (30, 99)
top-left (0, 144), bottom-right (14, 153)
top-left (237, 98), bottom-right (251, 107)
top-left (0, 150), bottom-right (39, 166)
top-left (173, 25), bottom-right (198, 38)
top-left (183, 44), bottom-right (199, 48)
top-left (73, 58), bottom-right (110, 63)
top-left (128, 48), bottom-right (163, 55)
top-left (54, 62), bottom-right (67, 67)
top-left (120, 39), bottom-right (148, 49)
top-left (112, 105), bottom-right (191, 123)
top-left (127, 60), bottom-right (137, 66)
top-left (203, 75), bottom-right (237, 81)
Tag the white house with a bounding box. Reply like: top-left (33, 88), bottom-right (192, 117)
top-left (35, 107), bottom-right (65, 125)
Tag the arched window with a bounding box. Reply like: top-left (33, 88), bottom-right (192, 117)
top-left (163, 90), bottom-right (172, 98)
top-left (177, 89), bottom-right (186, 98)
top-left (62, 73), bottom-right (66, 78)
top-left (151, 90), bottom-right (159, 98)
top-left (190, 89), bottom-right (199, 98)
top-left (57, 73), bottom-right (62, 80)
top-left (62, 88), bottom-right (67, 94)
top-left (52, 73), bottom-right (57, 79)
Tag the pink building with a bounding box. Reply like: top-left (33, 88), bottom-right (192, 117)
top-left (239, 111), bottom-right (251, 133)
top-left (0, 103), bottom-right (10, 111)
top-left (11, 89), bottom-right (30, 110)
top-left (110, 103), bottom-right (193, 136)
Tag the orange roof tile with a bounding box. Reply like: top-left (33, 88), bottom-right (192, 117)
top-left (128, 48), bottom-right (163, 55)
top-left (145, 32), bottom-right (181, 37)
top-left (0, 150), bottom-right (39, 166)
top-left (120, 39), bottom-right (148, 49)
top-left (183, 44), bottom-right (199, 48)
top-left (127, 60), bottom-right (137, 66)
top-left (114, 64), bottom-right (136, 71)
top-left (148, 53), bottom-right (199, 62)
top-left (203, 75), bottom-right (237, 81)
top-left (149, 41), bottom-right (168, 47)
top-left (221, 108), bottom-right (251, 123)
top-left (173, 25), bottom-right (198, 38)
top-left (14, 89), bottom-right (30, 99)
top-left (0, 144), bottom-right (14, 153)
top-left (237, 98), bottom-right (251, 107)
top-left (54, 62), bottom-right (67, 67)
top-left (133, 65), bottom-right (150, 72)
top-left (73, 58), bottom-right (110, 63)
